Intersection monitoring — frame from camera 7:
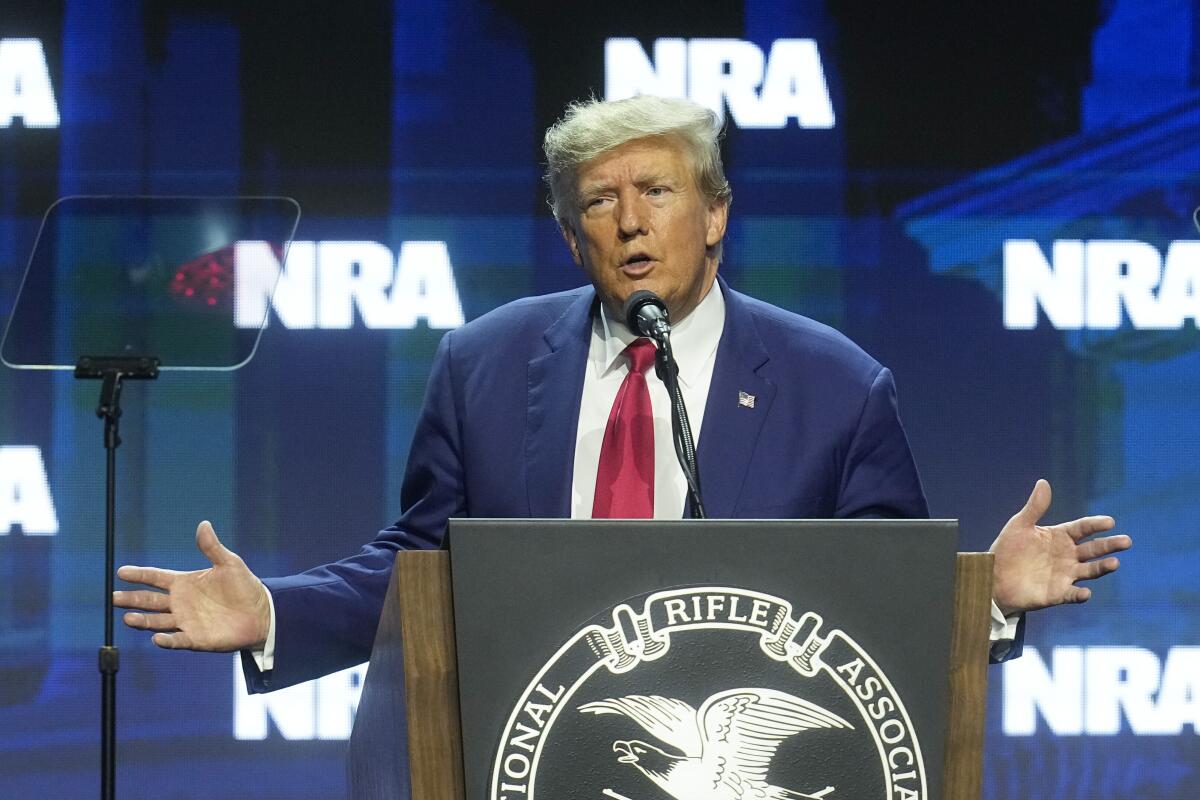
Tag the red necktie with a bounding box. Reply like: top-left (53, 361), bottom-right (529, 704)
top-left (592, 338), bottom-right (657, 518)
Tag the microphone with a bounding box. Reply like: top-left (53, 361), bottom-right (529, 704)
top-left (623, 290), bottom-right (671, 342)
top-left (620, 288), bottom-right (707, 518)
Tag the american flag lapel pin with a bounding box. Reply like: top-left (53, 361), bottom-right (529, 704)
top-left (738, 390), bottom-right (756, 409)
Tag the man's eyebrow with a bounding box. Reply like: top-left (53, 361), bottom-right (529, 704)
top-left (577, 181), bottom-right (610, 198)
top-left (636, 172), bottom-right (675, 186)
top-left (578, 173), bottom-right (678, 197)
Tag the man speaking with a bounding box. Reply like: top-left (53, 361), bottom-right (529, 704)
top-left (113, 95), bottom-right (1131, 691)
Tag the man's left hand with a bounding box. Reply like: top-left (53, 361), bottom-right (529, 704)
top-left (991, 479), bottom-right (1132, 616)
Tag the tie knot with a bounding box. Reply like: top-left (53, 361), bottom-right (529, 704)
top-left (624, 338), bottom-right (657, 374)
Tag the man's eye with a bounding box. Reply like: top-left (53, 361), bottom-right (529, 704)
top-left (647, 187), bottom-right (666, 197)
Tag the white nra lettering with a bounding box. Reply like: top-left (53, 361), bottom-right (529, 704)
top-left (1003, 646), bottom-right (1200, 736)
top-left (836, 655), bottom-right (922, 798)
top-left (836, 656), bottom-right (864, 686)
top-left (234, 660), bottom-right (365, 740)
top-left (0, 446), bottom-right (58, 535)
top-left (604, 37), bottom-right (835, 129)
top-left (857, 675), bottom-right (883, 701)
top-left (889, 746), bottom-right (914, 769)
top-left (664, 597), bottom-right (688, 626)
top-left (1003, 239), bottom-right (1200, 330)
top-left (498, 683), bottom-right (564, 799)
top-left (0, 39), bottom-right (58, 128)
top-left (234, 240), bottom-right (465, 330)
top-left (727, 595), bottom-right (749, 623)
top-left (661, 592), bottom-right (779, 627)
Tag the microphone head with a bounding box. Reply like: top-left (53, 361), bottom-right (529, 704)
top-left (623, 290), bottom-right (669, 335)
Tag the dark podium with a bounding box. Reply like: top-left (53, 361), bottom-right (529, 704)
top-left (348, 520), bottom-right (993, 800)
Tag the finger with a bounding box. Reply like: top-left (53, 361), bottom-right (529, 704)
top-left (1062, 515), bottom-right (1117, 542)
top-left (1075, 534), bottom-right (1132, 561)
top-left (115, 565), bottom-right (180, 590)
top-left (123, 612), bottom-right (178, 632)
top-left (112, 589), bottom-right (170, 612)
top-left (196, 520), bottom-right (238, 568)
top-left (151, 631), bottom-right (193, 650)
top-left (1076, 556), bottom-right (1120, 581)
top-left (1013, 479), bottom-right (1052, 526)
top-left (1064, 585), bottom-right (1092, 604)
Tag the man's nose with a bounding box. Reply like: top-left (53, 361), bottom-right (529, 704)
top-left (617, 196), bottom-right (649, 238)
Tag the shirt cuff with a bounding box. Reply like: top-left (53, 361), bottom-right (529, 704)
top-left (988, 598), bottom-right (1021, 661)
top-left (249, 586), bottom-right (276, 673)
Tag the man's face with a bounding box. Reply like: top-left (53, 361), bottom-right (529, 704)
top-left (562, 136), bottom-right (728, 323)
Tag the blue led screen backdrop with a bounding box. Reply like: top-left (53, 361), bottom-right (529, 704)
top-left (0, 1), bottom-right (1196, 798)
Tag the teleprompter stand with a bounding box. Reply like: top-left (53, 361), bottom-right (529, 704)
top-left (75, 355), bottom-right (160, 800)
top-left (0, 195), bottom-right (301, 800)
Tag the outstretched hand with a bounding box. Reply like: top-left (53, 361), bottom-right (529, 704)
top-left (113, 521), bottom-right (271, 652)
top-left (991, 479), bottom-right (1132, 616)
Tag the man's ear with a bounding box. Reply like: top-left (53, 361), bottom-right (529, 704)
top-left (705, 198), bottom-right (729, 248)
top-left (561, 221), bottom-right (584, 267)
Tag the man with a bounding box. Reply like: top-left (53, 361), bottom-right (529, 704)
top-left (114, 96), bottom-right (1131, 692)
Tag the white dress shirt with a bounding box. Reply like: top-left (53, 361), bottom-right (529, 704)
top-left (253, 280), bottom-right (1017, 672)
top-left (570, 283), bottom-right (725, 518)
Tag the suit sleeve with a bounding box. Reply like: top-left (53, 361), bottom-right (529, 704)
top-left (836, 367), bottom-right (929, 519)
top-left (989, 612), bottom-right (1026, 662)
top-left (242, 331), bottom-right (467, 693)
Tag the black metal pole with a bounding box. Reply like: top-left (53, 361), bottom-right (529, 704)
top-left (100, 372), bottom-right (122, 800)
top-left (75, 356), bottom-right (158, 800)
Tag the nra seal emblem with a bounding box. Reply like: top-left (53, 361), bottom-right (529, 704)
top-left (490, 587), bottom-right (926, 800)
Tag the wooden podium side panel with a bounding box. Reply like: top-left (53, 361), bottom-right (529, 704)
top-left (348, 558), bottom-right (409, 799)
top-left (397, 552), bottom-right (464, 800)
top-left (349, 551), bottom-right (463, 800)
top-left (943, 552), bottom-right (994, 800)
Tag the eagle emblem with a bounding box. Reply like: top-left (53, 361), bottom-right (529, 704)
top-left (580, 688), bottom-right (851, 800)
top-left (490, 588), bottom-right (928, 800)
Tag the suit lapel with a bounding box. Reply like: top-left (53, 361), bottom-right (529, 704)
top-left (525, 289), bottom-right (595, 518)
top-left (693, 279), bottom-right (775, 518)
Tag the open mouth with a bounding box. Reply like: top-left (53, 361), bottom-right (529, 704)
top-left (621, 253), bottom-right (655, 274)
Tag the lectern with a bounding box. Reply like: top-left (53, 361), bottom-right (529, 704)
top-left (349, 520), bottom-right (992, 800)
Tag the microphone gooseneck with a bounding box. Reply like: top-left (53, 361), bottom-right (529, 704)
top-left (620, 290), bottom-right (706, 518)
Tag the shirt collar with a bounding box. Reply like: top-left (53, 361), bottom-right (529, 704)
top-left (594, 280), bottom-right (726, 388)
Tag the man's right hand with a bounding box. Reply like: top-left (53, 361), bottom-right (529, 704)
top-left (113, 521), bottom-right (271, 652)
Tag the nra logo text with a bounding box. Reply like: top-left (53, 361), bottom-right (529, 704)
top-left (0, 38), bottom-right (58, 128)
top-left (1004, 239), bottom-right (1200, 330)
top-left (1004, 646), bottom-right (1200, 736)
top-left (605, 38), bottom-right (835, 130)
top-left (235, 240), bottom-right (465, 330)
top-left (0, 446), bottom-right (58, 535)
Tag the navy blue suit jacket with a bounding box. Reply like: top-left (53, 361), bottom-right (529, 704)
top-left (244, 278), bottom-right (931, 692)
